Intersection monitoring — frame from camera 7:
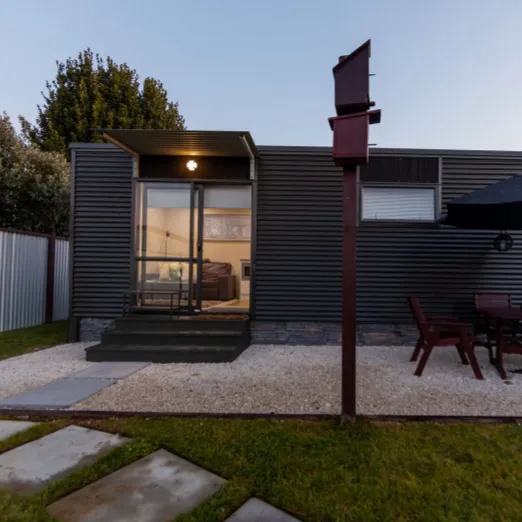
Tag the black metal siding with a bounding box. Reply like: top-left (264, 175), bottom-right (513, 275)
top-left (256, 147), bottom-right (343, 320)
top-left (256, 146), bottom-right (522, 322)
top-left (71, 145), bottom-right (133, 318)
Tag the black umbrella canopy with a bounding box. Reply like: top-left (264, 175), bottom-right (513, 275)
top-left (441, 175), bottom-right (522, 230)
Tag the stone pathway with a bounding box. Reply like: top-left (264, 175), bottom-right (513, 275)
top-left (226, 498), bottom-right (301, 521)
top-left (0, 425), bottom-right (127, 494)
top-left (0, 420), bottom-right (37, 440)
top-left (0, 420), bottom-right (301, 521)
top-left (0, 362), bottom-right (148, 409)
top-left (48, 449), bottom-right (226, 522)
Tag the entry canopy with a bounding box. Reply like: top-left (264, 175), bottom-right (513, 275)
top-left (440, 174), bottom-right (522, 230)
top-left (100, 129), bottom-right (258, 158)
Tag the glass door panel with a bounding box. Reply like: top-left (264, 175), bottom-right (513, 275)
top-left (199, 185), bottom-right (252, 313)
top-left (135, 182), bottom-right (201, 312)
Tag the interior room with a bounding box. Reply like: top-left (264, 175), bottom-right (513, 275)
top-left (136, 184), bottom-right (252, 313)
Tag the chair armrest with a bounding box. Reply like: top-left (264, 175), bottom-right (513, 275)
top-left (423, 321), bottom-right (473, 341)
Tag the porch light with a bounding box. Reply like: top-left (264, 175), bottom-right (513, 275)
top-left (493, 231), bottom-right (513, 252)
top-left (186, 160), bottom-right (198, 171)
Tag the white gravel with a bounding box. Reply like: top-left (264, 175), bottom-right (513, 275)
top-left (73, 345), bottom-right (341, 414)
top-left (73, 344), bottom-right (522, 416)
top-left (0, 342), bottom-right (95, 402)
top-left (5, 341), bottom-right (522, 416)
top-left (358, 345), bottom-right (522, 416)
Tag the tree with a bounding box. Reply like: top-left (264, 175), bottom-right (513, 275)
top-left (0, 113), bottom-right (69, 235)
top-left (20, 49), bottom-right (185, 156)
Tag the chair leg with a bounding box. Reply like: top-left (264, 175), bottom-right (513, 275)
top-left (414, 344), bottom-right (433, 377)
top-left (487, 344), bottom-right (495, 365)
top-left (486, 336), bottom-right (495, 364)
top-left (410, 337), bottom-right (423, 362)
top-left (456, 344), bottom-right (469, 365)
top-left (464, 343), bottom-right (484, 380)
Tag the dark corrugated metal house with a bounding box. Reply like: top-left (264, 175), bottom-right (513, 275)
top-left (68, 130), bottom-right (522, 361)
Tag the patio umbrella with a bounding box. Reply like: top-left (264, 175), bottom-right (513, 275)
top-left (440, 175), bottom-right (522, 230)
top-left (439, 174), bottom-right (522, 250)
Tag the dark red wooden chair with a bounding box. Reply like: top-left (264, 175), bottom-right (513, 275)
top-left (474, 294), bottom-right (514, 363)
top-left (409, 296), bottom-right (484, 380)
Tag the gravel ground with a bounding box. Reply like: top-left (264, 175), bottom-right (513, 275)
top-left (0, 342), bottom-right (95, 402)
top-left (73, 343), bottom-right (522, 416)
top-left (5, 341), bottom-right (522, 416)
top-left (358, 344), bottom-right (522, 416)
top-left (73, 345), bottom-right (341, 414)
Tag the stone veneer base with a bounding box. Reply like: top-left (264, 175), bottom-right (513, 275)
top-left (79, 317), bottom-right (417, 346)
top-left (79, 318), bottom-right (115, 342)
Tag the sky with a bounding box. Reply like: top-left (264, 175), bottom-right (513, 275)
top-left (1, 0), bottom-right (522, 150)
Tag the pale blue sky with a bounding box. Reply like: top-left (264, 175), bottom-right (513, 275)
top-left (1, 0), bottom-right (521, 149)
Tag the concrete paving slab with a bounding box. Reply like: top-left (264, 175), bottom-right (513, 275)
top-left (0, 425), bottom-right (128, 494)
top-left (226, 498), bottom-right (301, 522)
top-left (67, 362), bottom-right (149, 380)
top-left (0, 420), bottom-right (38, 440)
top-left (48, 449), bottom-right (226, 522)
top-left (0, 378), bottom-right (115, 408)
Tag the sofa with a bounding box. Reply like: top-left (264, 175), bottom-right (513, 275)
top-left (195, 261), bottom-right (236, 301)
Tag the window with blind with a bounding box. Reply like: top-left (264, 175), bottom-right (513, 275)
top-left (361, 186), bottom-right (436, 222)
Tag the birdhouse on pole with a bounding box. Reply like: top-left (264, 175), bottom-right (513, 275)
top-left (329, 40), bottom-right (381, 167)
top-left (330, 40), bottom-right (381, 422)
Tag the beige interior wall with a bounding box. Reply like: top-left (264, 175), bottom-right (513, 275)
top-left (144, 207), bottom-right (251, 283)
top-left (201, 208), bottom-right (251, 277)
top-left (144, 208), bottom-right (166, 276)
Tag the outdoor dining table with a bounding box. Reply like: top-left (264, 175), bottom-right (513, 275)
top-left (479, 307), bottom-right (522, 379)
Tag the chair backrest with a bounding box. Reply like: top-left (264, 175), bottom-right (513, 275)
top-left (408, 296), bottom-right (428, 336)
top-left (474, 294), bottom-right (512, 311)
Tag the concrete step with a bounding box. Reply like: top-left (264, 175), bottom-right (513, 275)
top-left (101, 330), bottom-right (249, 347)
top-left (85, 342), bottom-right (249, 363)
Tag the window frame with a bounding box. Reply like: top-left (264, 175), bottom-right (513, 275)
top-left (356, 155), bottom-right (443, 227)
top-left (358, 183), bottom-right (440, 224)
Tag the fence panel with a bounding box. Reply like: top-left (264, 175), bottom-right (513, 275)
top-left (53, 239), bottom-right (70, 321)
top-left (0, 230), bottom-right (49, 332)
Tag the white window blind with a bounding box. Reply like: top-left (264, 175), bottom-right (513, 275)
top-left (361, 186), bottom-right (436, 221)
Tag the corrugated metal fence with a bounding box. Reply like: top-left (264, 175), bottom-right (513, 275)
top-left (0, 230), bottom-right (69, 332)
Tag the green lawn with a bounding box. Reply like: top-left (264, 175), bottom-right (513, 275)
top-left (2, 417), bottom-right (522, 521)
top-left (0, 322), bottom-right (67, 361)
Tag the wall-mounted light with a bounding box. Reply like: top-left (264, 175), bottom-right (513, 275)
top-left (186, 160), bottom-right (198, 171)
top-left (493, 231), bottom-right (513, 252)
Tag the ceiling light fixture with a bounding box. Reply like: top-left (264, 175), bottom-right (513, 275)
top-left (186, 160), bottom-right (198, 171)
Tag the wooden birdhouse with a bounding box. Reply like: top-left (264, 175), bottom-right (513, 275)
top-left (330, 39), bottom-right (381, 167)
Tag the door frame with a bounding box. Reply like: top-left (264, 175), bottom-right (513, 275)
top-left (132, 178), bottom-right (255, 315)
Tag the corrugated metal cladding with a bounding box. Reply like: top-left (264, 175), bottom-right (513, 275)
top-left (256, 146), bottom-right (522, 323)
top-left (0, 231), bottom-right (48, 332)
top-left (256, 147), bottom-right (343, 320)
top-left (71, 145), bottom-right (133, 318)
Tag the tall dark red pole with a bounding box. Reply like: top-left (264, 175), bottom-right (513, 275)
top-left (329, 40), bottom-right (381, 422)
top-left (45, 231), bottom-right (56, 324)
top-left (342, 167), bottom-right (357, 419)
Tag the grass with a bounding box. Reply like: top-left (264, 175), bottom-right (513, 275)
top-left (0, 322), bottom-right (67, 361)
top-left (2, 417), bottom-right (522, 521)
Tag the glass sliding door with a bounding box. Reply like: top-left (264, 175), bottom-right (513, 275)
top-left (135, 182), bottom-right (202, 312)
top-left (199, 185), bottom-right (252, 313)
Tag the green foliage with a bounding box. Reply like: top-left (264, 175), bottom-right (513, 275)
top-left (0, 321), bottom-right (67, 361)
top-left (20, 49), bottom-right (186, 156)
top-left (6, 417), bottom-right (522, 521)
top-left (86, 417), bottom-right (522, 522)
top-left (0, 114), bottom-right (69, 235)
